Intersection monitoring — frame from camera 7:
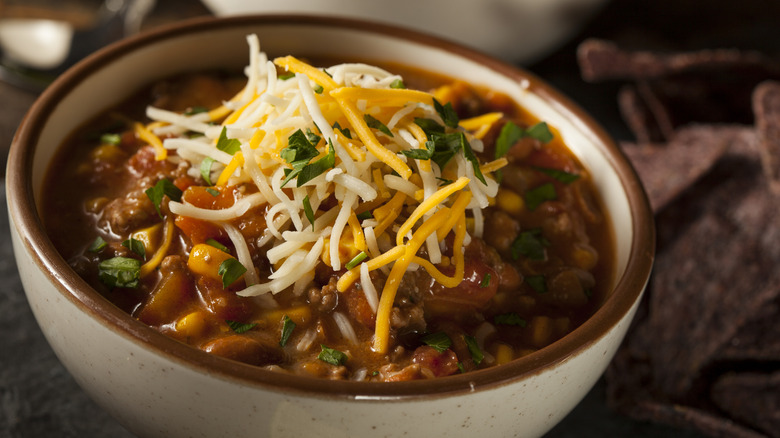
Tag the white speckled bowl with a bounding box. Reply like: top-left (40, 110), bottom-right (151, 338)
top-left (7, 15), bottom-right (654, 438)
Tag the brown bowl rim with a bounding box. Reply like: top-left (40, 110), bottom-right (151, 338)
top-left (6, 14), bottom-right (655, 400)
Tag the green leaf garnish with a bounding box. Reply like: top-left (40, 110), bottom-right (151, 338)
top-left (533, 166), bottom-right (580, 184)
top-left (421, 332), bottom-right (452, 353)
top-left (390, 79), bottom-right (405, 89)
top-left (345, 251), bottom-right (368, 270)
top-left (100, 133), bottom-right (121, 145)
top-left (184, 106), bottom-right (209, 115)
top-left (464, 335), bottom-right (484, 366)
top-left (495, 121), bottom-right (554, 159)
top-left (526, 275), bottom-right (547, 293)
top-left (457, 362), bottom-right (465, 373)
top-left (480, 273), bottom-right (491, 288)
top-left (145, 178), bottom-right (183, 218)
top-left (226, 320), bottom-right (257, 334)
top-left (333, 121), bottom-right (352, 139)
top-left (280, 130), bottom-right (335, 187)
top-left (200, 157), bottom-right (215, 185)
top-left (510, 228), bottom-right (549, 261)
top-left (364, 114), bottom-right (393, 137)
top-left (461, 133), bottom-right (487, 185)
top-left (218, 258), bottom-right (246, 288)
top-left (433, 98), bottom-right (459, 128)
top-left (216, 126), bottom-right (241, 155)
top-left (318, 345), bottom-right (348, 366)
top-left (494, 313), bottom-right (527, 327)
top-left (98, 257), bottom-right (141, 288)
top-left (206, 188), bottom-right (220, 196)
top-left (206, 238), bottom-right (229, 253)
top-left (121, 237), bottom-right (146, 260)
top-left (356, 210), bottom-right (373, 220)
top-left (280, 315), bottom-right (296, 347)
top-left (278, 72), bottom-right (295, 80)
top-left (313, 84), bottom-right (324, 94)
top-left (88, 236), bottom-right (107, 253)
top-left (525, 183), bottom-right (557, 211)
top-left (413, 118), bottom-right (445, 136)
top-left (295, 140), bottom-right (335, 187)
top-left (303, 195), bottom-right (315, 230)
top-left (305, 128), bottom-right (322, 146)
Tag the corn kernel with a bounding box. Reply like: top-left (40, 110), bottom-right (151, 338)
top-left (175, 311), bottom-right (208, 339)
top-left (528, 316), bottom-right (553, 349)
top-left (571, 244), bottom-right (598, 271)
top-left (131, 223), bottom-right (163, 255)
top-left (187, 243), bottom-right (235, 282)
top-left (261, 306), bottom-right (312, 326)
top-left (496, 188), bottom-right (524, 215)
top-left (494, 343), bottom-right (514, 365)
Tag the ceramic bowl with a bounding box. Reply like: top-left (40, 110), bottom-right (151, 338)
top-left (200, 0), bottom-right (610, 63)
top-left (7, 15), bottom-right (654, 438)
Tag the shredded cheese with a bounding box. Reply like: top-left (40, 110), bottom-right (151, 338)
top-left (144, 37), bottom-right (507, 356)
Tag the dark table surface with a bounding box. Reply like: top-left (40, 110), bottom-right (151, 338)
top-left (1, 0), bottom-right (775, 436)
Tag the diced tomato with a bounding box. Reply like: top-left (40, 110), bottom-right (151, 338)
top-left (182, 185), bottom-right (237, 210)
top-left (342, 282), bottom-right (376, 329)
top-left (175, 215), bottom-right (225, 245)
top-left (525, 146), bottom-right (577, 175)
top-left (424, 260), bottom-right (499, 318)
top-left (196, 276), bottom-right (253, 321)
top-left (127, 145), bottom-right (176, 176)
top-left (411, 345), bottom-right (460, 377)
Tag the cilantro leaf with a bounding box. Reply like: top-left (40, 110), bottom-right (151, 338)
top-left (525, 182), bottom-right (557, 210)
top-left (494, 313), bottom-right (527, 327)
top-left (464, 335), bottom-right (484, 366)
top-left (121, 237), bottom-right (146, 260)
top-left (364, 114), bottom-right (393, 137)
top-left (217, 126), bottom-right (241, 155)
top-left (280, 129), bottom-right (323, 187)
top-left (461, 133), bottom-right (487, 185)
top-left (313, 84), bottom-right (324, 94)
top-left (280, 315), bottom-right (296, 347)
top-left (356, 210), bottom-right (373, 220)
top-left (303, 195), bottom-right (315, 230)
top-left (526, 275), bottom-right (547, 293)
top-left (206, 238), bottom-right (229, 254)
top-left (145, 179), bottom-right (182, 218)
top-left (278, 72), bottom-right (295, 80)
top-left (421, 332), bottom-right (452, 353)
top-left (526, 122), bottom-right (553, 143)
top-left (510, 228), bottom-right (549, 261)
top-left (88, 236), bottom-right (107, 253)
top-left (218, 258), bottom-right (246, 288)
top-left (226, 320), bottom-right (257, 334)
top-left (533, 166), bottom-right (580, 184)
top-left (332, 121), bottom-right (352, 139)
top-left (200, 157), bottom-right (215, 185)
top-left (495, 121), bottom-right (554, 159)
top-left (98, 257), bottom-right (141, 288)
top-left (433, 98), bottom-right (459, 128)
top-left (305, 128), bottom-right (322, 146)
top-left (100, 133), bottom-right (121, 145)
top-left (205, 188), bottom-right (219, 196)
top-left (318, 345), bottom-right (348, 366)
top-left (390, 78), bottom-right (405, 89)
top-left (480, 273), bottom-right (492, 288)
top-left (295, 140), bottom-right (336, 187)
top-left (413, 117), bottom-right (445, 136)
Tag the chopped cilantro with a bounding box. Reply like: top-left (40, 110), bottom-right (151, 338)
top-left (206, 238), bottom-right (229, 254)
top-left (200, 157), bottom-right (215, 185)
top-left (98, 257), bottom-right (141, 289)
top-left (464, 335), bottom-right (484, 366)
top-left (364, 114), bottom-right (393, 137)
top-left (100, 133), bottom-right (121, 145)
top-left (305, 128), bottom-right (321, 146)
top-left (295, 140), bottom-right (335, 187)
top-left (145, 178), bottom-right (182, 218)
top-left (88, 236), bottom-right (107, 253)
top-left (462, 133), bottom-right (487, 185)
top-left (218, 258), bottom-right (246, 288)
top-left (421, 332), bottom-right (452, 353)
top-left (525, 183), bottom-right (557, 211)
top-left (413, 117), bottom-right (445, 136)
top-left (280, 315), bottom-right (296, 347)
top-left (226, 320), bottom-right (257, 334)
top-left (184, 106), bottom-right (209, 115)
top-left (333, 121), bottom-right (352, 139)
top-left (303, 195), bottom-right (315, 230)
top-left (526, 275), bottom-right (547, 293)
top-left (216, 126), bottom-right (241, 155)
top-left (457, 362), bottom-right (465, 373)
top-left (205, 187), bottom-right (219, 196)
top-left (121, 237), bottom-right (146, 260)
top-left (533, 166), bottom-right (580, 184)
top-left (493, 313), bottom-right (527, 327)
top-left (433, 98), bottom-right (459, 128)
top-left (390, 78), bottom-right (405, 89)
top-left (278, 72), bottom-right (295, 80)
top-left (495, 121), bottom-right (553, 159)
top-left (356, 210), bottom-right (373, 221)
top-left (318, 345), bottom-right (348, 366)
top-left (280, 130), bottom-right (335, 187)
top-left (510, 228), bottom-right (549, 261)
top-left (345, 252), bottom-right (368, 270)
top-left (480, 273), bottom-right (492, 288)
top-left (313, 84), bottom-right (324, 94)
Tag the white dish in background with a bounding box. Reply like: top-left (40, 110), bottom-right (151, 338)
top-left (200, 0), bottom-right (609, 63)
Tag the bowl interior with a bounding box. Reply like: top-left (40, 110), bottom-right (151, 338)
top-left (11, 15), bottom-right (652, 397)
